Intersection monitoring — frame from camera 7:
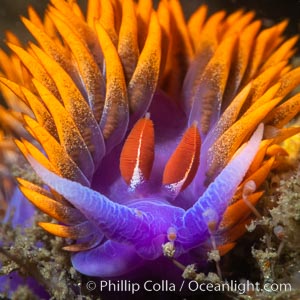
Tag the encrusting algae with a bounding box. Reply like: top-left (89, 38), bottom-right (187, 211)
top-left (0, 0), bottom-right (300, 299)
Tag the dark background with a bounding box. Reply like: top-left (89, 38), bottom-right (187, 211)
top-left (0, 0), bottom-right (299, 49)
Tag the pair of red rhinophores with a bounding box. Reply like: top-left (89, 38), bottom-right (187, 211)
top-left (120, 113), bottom-right (200, 194)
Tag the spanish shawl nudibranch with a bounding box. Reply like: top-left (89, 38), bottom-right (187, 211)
top-left (1, 0), bottom-right (300, 280)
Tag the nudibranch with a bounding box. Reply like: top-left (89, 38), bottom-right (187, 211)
top-left (1, 0), bottom-right (300, 279)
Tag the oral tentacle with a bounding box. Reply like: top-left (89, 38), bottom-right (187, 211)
top-left (179, 123), bottom-right (264, 251)
top-left (26, 156), bottom-right (155, 248)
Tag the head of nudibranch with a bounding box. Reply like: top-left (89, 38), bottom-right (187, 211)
top-left (0, 0), bottom-right (300, 280)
